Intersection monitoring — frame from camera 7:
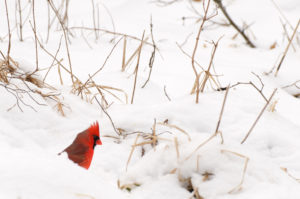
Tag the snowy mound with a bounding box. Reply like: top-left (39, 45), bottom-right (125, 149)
top-left (0, 0), bottom-right (300, 198)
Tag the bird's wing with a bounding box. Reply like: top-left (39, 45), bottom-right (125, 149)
top-left (63, 131), bottom-right (94, 168)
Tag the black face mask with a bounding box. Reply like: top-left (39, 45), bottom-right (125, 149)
top-left (92, 135), bottom-right (100, 149)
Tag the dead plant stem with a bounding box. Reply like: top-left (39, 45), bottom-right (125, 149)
top-left (241, 89), bottom-right (277, 144)
top-left (4, 0), bottom-right (11, 66)
top-left (275, 19), bottom-right (300, 76)
top-left (131, 31), bottom-right (145, 104)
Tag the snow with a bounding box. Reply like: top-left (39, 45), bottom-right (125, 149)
top-left (0, 0), bottom-right (300, 198)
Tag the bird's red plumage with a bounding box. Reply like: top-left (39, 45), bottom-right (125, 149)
top-left (88, 121), bottom-right (99, 136)
top-left (59, 121), bottom-right (102, 169)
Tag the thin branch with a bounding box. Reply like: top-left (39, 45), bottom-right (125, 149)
top-left (221, 149), bottom-right (249, 193)
top-left (91, 0), bottom-right (98, 40)
top-left (185, 132), bottom-right (217, 160)
top-left (270, 0), bottom-right (294, 30)
top-left (164, 85), bottom-right (171, 101)
top-left (241, 89), bottom-right (277, 144)
top-left (95, 96), bottom-right (120, 136)
top-left (78, 37), bottom-right (123, 95)
top-left (121, 36), bottom-right (127, 71)
top-left (213, 0), bottom-right (256, 48)
top-left (192, 0), bottom-right (212, 77)
top-left (199, 38), bottom-right (221, 94)
top-left (131, 31), bottom-right (145, 104)
top-left (151, 119), bottom-right (157, 150)
top-left (123, 37), bottom-right (149, 71)
top-left (280, 19), bottom-right (296, 52)
top-left (176, 42), bottom-right (205, 71)
top-left (275, 19), bottom-right (300, 77)
top-left (142, 17), bottom-right (156, 88)
top-left (47, 0), bottom-right (74, 84)
top-left (35, 35), bottom-right (81, 82)
top-left (4, 0), bottom-right (11, 66)
top-left (100, 2), bottom-right (116, 41)
top-left (230, 72), bottom-right (268, 102)
top-left (43, 35), bottom-right (63, 83)
top-left (68, 26), bottom-right (155, 47)
top-left (46, 2), bottom-right (51, 43)
top-left (214, 85), bottom-right (230, 144)
top-left (157, 122), bottom-right (191, 141)
top-left (282, 80), bottom-right (300, 89)
top-left (17, 0), bottom-right (23, 41)
top-left (126, 134), bottom-right (140, 171)
top-left (32, 0), bottom-right (39, 72)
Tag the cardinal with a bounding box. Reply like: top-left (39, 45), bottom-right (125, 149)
top-left (59, 121), bottom-right (102, 169)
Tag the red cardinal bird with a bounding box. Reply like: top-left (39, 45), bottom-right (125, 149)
top-left (59, 121), bottom-right (102, 169)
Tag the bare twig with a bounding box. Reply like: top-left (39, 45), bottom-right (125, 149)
top-left (35, 35), bottom-right (81, 82)
top-left (152, 119), bottom-right (157, 150)
top-left (31, 0), bottom-right (39, 72)
top-left (81, 27), bottom-right (93, 49)
top-left (68, 26), bottom-right (154, 47)
top-left (121, 36), bottom-right (127, 71)
top-left (221, 149), bottom-right (249, 193)
top-left (214, 85), bottom-right (230, 144)
top-left (174, 137), bottom-right (180, 160)
top-left (142, 17), bottom-right (156, 88)
top-left (78, 37), bottom-right (123, 96)
top-left (192, 0), bottom-right (212, 77)
top-left (190, 0), bottom-right (219, 103)
top-left (95, 96), bottom-right (120, 136)
top-left (281, 167), bottom-right (300, 183)
top-left (100, 2), bottom-right (116, 41)
top-left (123, 37), bottom-right (149, 71)
top-left (62, 0), bottom-right (70, 29)
top-left (213, 0), bottom-right (256, 48)
top-left (96, 3), bottom-right (100, 39)
top-left (185, 132), bottom-right (216, 160)
top-left (275, 19), bottom-right (300, 76)
top-left (158, 122), bottom-right (191, 141)
top-left (185, 86), bottom-right (230, 159)
top-left (241, 89), bottom-right (277, 144)
top-left (280, 19), bottom-right (296, 52)
top-left (199, 38), bottom-right (221, 94)
top-left (188, 0), bottom-right (229, 28)
top-left (176, 42), bottom-right (205, 71)
top-left (4, 0), bottom-right (11, 66)
top-left (126, 134), bottom-right (140, 171)
top-left (47, 0), bottom-right (74, 84)
top-left (164, 85), bottom-right (171, 101)
top-left (131, 31), bottom-right (145, 104)
top-left (43, 35), bottom-right (63, 82)
top-left (282, 80), bottom-right (300, 89)
top-left (0, 80), bottom-right (51, 112)
top-left (17, 0), bottom-right (23, 41)
top-left (230, 72), bottom-right (268, 102)
top-left (46, 2), bottom-right (51, 43)
top-left (91, 0), bottom-right (98, 40)
top-left (270, 0), bottom-right (294, 31)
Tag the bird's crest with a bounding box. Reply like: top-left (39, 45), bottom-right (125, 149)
top-left (88, 121), bottom-right (100, 136)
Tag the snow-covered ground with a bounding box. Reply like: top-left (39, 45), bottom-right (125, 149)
top-left (0, 0), bottom-right (300, 198)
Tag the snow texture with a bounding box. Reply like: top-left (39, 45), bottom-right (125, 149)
top-left (0, 0), bottom-right (300, 198)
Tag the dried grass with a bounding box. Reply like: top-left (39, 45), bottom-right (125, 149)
top-left (0, 55), bottom-right (65, 114)
top-left (157, 122), bottom-right (191, 141)
top-left (221, 149), bottom-right (249, 194)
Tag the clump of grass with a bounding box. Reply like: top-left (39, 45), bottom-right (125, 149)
top-left (0, 54), bottom-right (66, 114)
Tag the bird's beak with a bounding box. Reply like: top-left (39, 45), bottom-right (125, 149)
top-left (96, 139), bottom-right (102, 145)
